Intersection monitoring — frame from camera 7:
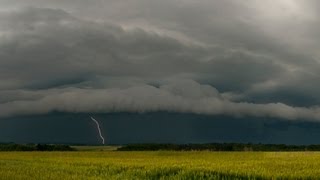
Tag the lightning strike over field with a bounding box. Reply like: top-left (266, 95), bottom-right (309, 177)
top-left (90, 117), bottom-right (105, 144)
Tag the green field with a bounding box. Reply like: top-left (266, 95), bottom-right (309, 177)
top-left (0, 151), bottom-right (320, 179)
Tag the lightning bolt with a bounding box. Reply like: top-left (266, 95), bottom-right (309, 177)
top-left (91, 116), bottom-right (105, 145)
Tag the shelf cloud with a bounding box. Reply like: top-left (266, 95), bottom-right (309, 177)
top-left (1, 80), bottom-right (320, 121)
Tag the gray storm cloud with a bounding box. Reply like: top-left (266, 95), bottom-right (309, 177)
top-left (1, 80), bottom-right (320, 121)
top-left (1, 2), bottom-right (320, 120)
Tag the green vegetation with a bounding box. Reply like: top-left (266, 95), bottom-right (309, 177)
top-left (118, 143), bottom-right (320, 151)
top-left (72, 145), bottom-right (120, 151)
top-left (1, 151), bottom-right (320, 179)
top-left (0, 144), bottom-right (75, 151)
top-left (3, 143), bottom-right (320, 152)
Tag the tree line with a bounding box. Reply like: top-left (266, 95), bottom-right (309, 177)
top-left (117, 143), bottom-right (320, 151)
top-left (0, 143), bottom-right (75, 151)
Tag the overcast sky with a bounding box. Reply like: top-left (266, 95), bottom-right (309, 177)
top-left (1, 0), bottom-right (320, 122)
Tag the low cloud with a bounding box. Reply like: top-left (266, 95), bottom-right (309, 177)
top-left (1, 80), bottom-right (320, 121)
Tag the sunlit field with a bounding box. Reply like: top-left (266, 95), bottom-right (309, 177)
top-left (0, 151), bottom-right (320, 179)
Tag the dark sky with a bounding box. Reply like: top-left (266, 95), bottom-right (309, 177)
top-left (1, 0), bottom-right (320, 144)
top-left (1, 112), bottom-right (320, 145)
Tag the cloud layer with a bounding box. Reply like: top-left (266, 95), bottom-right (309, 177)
top-left (1, 80), bottom-right (320, 121)
top-left (1, 1), bottom-right (320, 120)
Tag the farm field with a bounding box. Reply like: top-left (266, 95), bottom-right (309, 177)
top-left (0, 151), bottom-right (320, 179)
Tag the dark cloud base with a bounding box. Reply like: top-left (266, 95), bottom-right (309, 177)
top-left (1, 112), bottom-right (320, 145)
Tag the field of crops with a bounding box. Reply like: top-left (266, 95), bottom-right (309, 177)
top-left (0, 151), bottom-right (320, 179)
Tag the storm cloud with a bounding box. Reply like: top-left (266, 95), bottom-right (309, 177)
top-left (1, 1), bottom-right (320, 121)
top-left (1, 80), bottom-right (320, 122)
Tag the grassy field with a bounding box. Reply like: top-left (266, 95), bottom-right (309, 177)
top-left (0, 151), bottom-right (320, 179)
